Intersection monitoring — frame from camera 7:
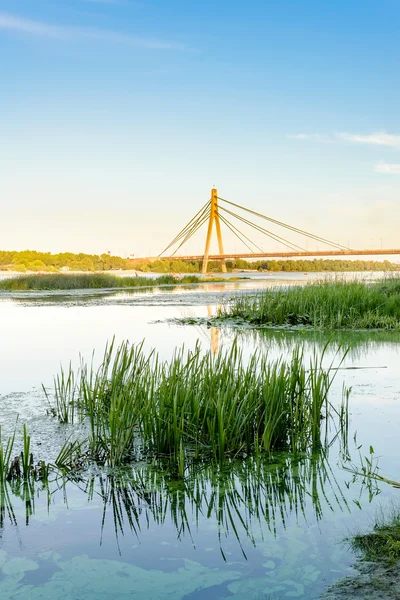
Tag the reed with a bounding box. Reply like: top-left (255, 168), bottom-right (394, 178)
top-left (0, 427), bottom-right (15, 484)
top-left (48, 339), bottom-right (349, 470)
top-left (0, 273), bottom-right (209, 291)
top-left (0, 425), bottom-right (52, 484)
top-left (218, 277), bottom-right (400, 330)
top-left (20, 424), bottom-right (33, 479)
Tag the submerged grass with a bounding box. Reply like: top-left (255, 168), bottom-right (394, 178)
top-left (0, 273), bottom-right (227, 291)
top-left (45, 339), bottom-right (349, 473)
top-left (218, 277), bottom-right (400, 330)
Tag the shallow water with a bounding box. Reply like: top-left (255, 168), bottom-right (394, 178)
top-left (0, 277), bottom-right (400, 599)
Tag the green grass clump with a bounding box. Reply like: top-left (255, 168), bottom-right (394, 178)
top-left (220, 278), bottom-right (400, 330)
top-left (0, 425), bottom-right (51, 484)
top-left (0, 273), bottom-right (206, 291)
top-left (352, 507), bottom-right (400, 563)
top-left (45, 339), bottom-right (348, 473)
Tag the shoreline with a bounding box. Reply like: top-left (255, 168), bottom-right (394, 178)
top-left (322, 560), bottom-right (400, 599)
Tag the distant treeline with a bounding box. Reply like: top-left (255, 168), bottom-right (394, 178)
top-left (0, 250), bottom-right (397, 273)
top-left (0, 250), bottom-right (127, 273)
top-left (136, 258), bottom-right (398, 273)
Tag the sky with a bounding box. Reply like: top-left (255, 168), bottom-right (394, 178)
top-left (1, 0), bottom-right (400, 257)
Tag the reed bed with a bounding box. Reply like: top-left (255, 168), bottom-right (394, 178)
top-left (0, 273), bottom-right (204, 291)
top-left (45, 340), bottom-right (348, 473)
top-left (219, 278), bottom-right (400, 330)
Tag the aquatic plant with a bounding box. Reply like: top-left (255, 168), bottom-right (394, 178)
top-left (0, 273), bottom-right (225, 291)
top-left (217, 277), bottom-right (400, 330)
top-left (0, 427), bottom-right (15, 484)
top-left (351, 504), bottom-right (400, 562)
top-left (47, 339), bottom-right (349, 471)
top-left (0, 425), bottom-right (53, 484)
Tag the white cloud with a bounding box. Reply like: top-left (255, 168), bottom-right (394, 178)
top-left (286, 133), bottom-right (326, 142)
top-left (375, 162), bottom-right (400, 174)
top-left (0, 12), bottom-right (185, 50)
top-left (0, 13), bottom-right (61, 38)
top-left (287, 130), bottom-right (400, 149)
top-left (337, 131), bottom-right (400, 148)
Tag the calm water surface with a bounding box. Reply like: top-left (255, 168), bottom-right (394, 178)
top-left (0, 275), bottom-right (399, 599)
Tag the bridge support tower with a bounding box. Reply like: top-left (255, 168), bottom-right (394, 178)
top-left (202, 188), bottom-right (227, 274)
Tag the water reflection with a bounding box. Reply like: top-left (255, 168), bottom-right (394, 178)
top-left (0, 452), bottom-right (349, 558)
top-left (207, 305), bottom-right (221, 355)
top-left (221, 326), bottom-right (400, 362)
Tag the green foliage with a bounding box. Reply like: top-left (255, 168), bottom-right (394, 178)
top-left (254, 258), bottom-right (397, 273)
top-left (0, 273), bottom-right (203, 291)
top-left (0, 250), bottom-right (127, 272)
top-left (0, 249), bottom-right (397, 274)
top-left (220, 277), bottom-right (400, 330)
top-left (0, 427), bottom-right (15, 484)
top-left (0, 425), bottom-right (50, 484)
top-left (351, 506), bottom-right (400, 562)
top-left (47, 339), bottom-right (348, 473)
top-left (134, 257), bottom-right (398, 273)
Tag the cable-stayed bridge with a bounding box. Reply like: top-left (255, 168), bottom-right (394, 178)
top-left (155, 188), bottom-right (400, 273)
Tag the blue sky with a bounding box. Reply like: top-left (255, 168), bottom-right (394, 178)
top-left (1, 0), bottom-right (400, 256)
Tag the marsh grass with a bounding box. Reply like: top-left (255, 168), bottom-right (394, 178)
top-left (351, 505), bottom-right (400, 562)
top-left (46, 339), bottom-right (349, 472)
top-left (0, 427), bottom-right (15, 484)
top-left (0, 273), bottom-right (206, 291)
top-left (0, 422), bottom-right (76, 486)
top-left (219, 277), bottom-right (400, 330)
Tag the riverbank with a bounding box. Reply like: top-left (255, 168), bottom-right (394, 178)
top-left (0, 272), bottom-right (244, 291)
top-left (322, 560), bottom-right (400, 599)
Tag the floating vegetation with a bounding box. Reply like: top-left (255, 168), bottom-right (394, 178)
top-left (217, 278), bottom-right (400, 330)
top-left (43, 339), bottom-right (349, 474)
top-left (0, 273), bottom-right (232, 291)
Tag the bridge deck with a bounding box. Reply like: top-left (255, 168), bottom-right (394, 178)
top-left (155, 249), bottom-right (400, 261)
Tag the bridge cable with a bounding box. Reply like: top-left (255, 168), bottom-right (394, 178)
top-left (219, 205), bottom-right (304, 251)
top-left (217, 197), bottom-right (349, 250)
top-left (219, 205), bottom-right (306, 252)
top-left (218, 196), bottom-right (345, 249)
top-left (218, 213), bottom-right (265, 253)
top-left (159, 200), bottom-right (211, 256)
top-left (169, 209), bottom-right (211, 257)
top-left (159, 199), bottom-right (211, 255)
top-left (169, 210), bottom-right (212, 257)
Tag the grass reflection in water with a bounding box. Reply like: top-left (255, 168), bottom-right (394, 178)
top-left (0, 451), bottom-right (349, 559)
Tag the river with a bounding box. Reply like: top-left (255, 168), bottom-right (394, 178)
top-left (0, 274), bottom-right (399, 599)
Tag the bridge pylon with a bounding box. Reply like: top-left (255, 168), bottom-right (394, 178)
top-left (202, 188), bottom-right (227, 274)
